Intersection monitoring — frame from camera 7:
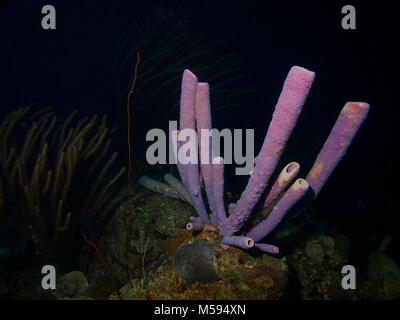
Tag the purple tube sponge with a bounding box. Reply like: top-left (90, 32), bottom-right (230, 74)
top-left (171, 130), bottom-right (190, 190)
top-left (221, 236), bottom-right (254, 250)
top-left (195, 82), bottom-right (218, 225)
top-left (228, 66), bottom-right (315, 235)
top-left (306, 102), bottom-right (370, 197)
top-left (263, 162), bottom-right (300, 208)
top-left (178, 70), bottom-right (211, 225)
top-left (255, 243), bottom-right (280, 255)
top-left (212, 157), bottom-right (228, 235)
top-left (142, 68), bottom-right (369, 256)
top-left (189, 216), bottom-right (203, 223)
top-left (180, 70), bottom-right (198, 136)
top-left (246, 178), bottom-right (309, 242)
top-left (186, 222), bottom-right (205, 231)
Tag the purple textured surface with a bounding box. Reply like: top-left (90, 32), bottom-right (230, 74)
top-left (195, 82), bottom-right (218, 225)
top-left (172, 131), bottom-right (190, 192)
top-left (186, 222), bottom-right (205, 231)
top-left (263, 162), bottom-right (300, 208)
top-left (247, 178), bottom-right (309, 242)
top-left (306, 102), bottom-right (370, 197)
top-left (171, 69), bottom-right (369, 255)
top-left (212, 157), bottom-right (228, 235)
top-left (221, 236), bottom-right (254, 249)
top-left (228, 66), bottom-right (315, 234)
top-left (179, 70), bottom-right (211, 224)
top-left (189, 216), bottom-right (203, 223)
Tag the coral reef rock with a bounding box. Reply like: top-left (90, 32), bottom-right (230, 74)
top-left (288, 235), bottom-right (353, 300)
top-left (56, 271), bottom-right (89, 297)
top-left (110, 229), bottom-right (289, 300)
top-left (304, 236), bottom-right (335, 263)
top-left (366, 251), bottom-right (400, 299)
top-left (174, 239), bottom-right (219, 285)
top-left (80, 185), bottom-right (194, 297)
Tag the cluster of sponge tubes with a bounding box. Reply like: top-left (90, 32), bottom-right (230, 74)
top-left (141, 67), bottom-right (369, 254)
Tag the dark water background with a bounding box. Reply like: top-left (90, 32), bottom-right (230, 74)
top-left (0, 0), bottom-right (396, 275)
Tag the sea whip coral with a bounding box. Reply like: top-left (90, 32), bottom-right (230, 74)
top-left (142, 67), bottom-right (369, 254)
